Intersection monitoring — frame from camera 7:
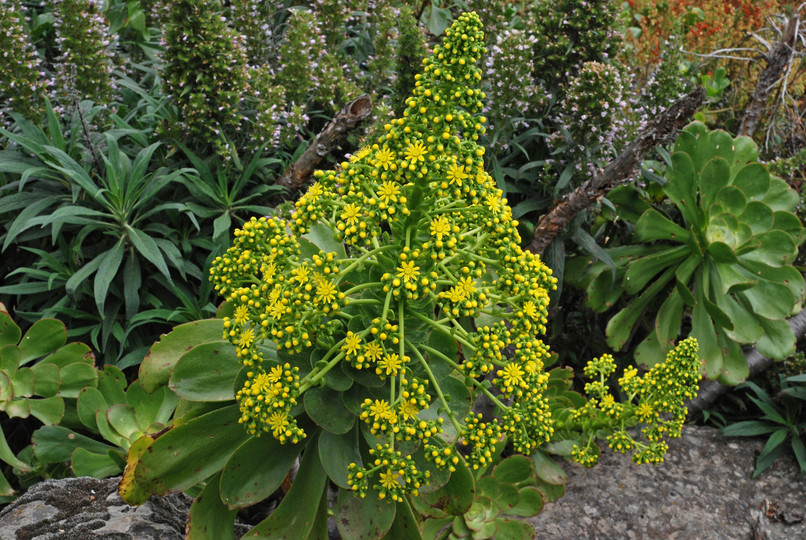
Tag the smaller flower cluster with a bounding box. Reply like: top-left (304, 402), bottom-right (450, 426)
top-left (569, 338), bottom-right (702, 467)
top-left (347, 443), bottom-right (430, 501)
top-left (235, 362), bottom-right (306, 443)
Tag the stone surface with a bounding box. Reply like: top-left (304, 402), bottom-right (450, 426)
top-left (530, 425), bottom-right (806, 539)
top-left (0, 476), bottom-right (250, 540)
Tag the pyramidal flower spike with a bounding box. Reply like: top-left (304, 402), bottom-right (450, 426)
top-left (207, 12), bottom-right (557, 504)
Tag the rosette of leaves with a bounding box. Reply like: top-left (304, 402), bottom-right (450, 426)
top-left (0, 309), bottom-right (97, 496)
top-left (30, 364), bottom-right (178, 480)
top-left (414, 455), bottom-right (562, 540)
top-left (576, 122), bottom-right (804, 384)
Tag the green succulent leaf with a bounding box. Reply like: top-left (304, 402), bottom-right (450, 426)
top-left (634, 209), bottom-right (688, 243)
top-left (422, 454), bottom-right (475, 516)
top-left (506, 486), bottom-right (544, 517)
top-left (169, 341), bottom-right (241, 402)
top-left (491, 455), bottom-right (533, 485)
top-left (18, 319), bottom-right (66, 365)
top-left (139, 319), bottom-right (226, 393)
top-left (77, 387), bottom-right (109, 432)
top-left (32, 425), bottom-right (119, 464)
top-left (318, 426), bottom-right (362, 489)
top-left (71, 447), bottom-right (124, 478)
top-left (220, 434), bottom-right (305, 509)
top-left (304, 387), bottom-right (355, 434)
top-left (41, 342), bottom-right (94, 368)
top-left (665, 152), bottom-right (700, 227)
top-left (732, 163), bottom-right (770, 201)
top-left (717, 335), bottom-right (749, 385)
top-left (335, 487), bottom-right (397, 540)
top-left (58, 362), bottom-right (98, 398)
top-left (606, 267), bottom-right (675, 351)
top-left (134, 404), bottom-right (250, 495)
top-left (754, 317), bottom-right (796, 361)
top-left (699, 157), bottom-right (731, 209)
top-left (246, 436), bottom-right (328, 539)
top-left (186, 471), bottom-right (238, 540)
top-left (0, 312), bottom-right (22, 348)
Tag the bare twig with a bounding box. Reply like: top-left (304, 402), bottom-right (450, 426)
top-left (738, 11), bottom-right (800, 137)
top-left (276, 94), bottom-right (373, 192)
top-left (525, 87), bottom-right (706, 255)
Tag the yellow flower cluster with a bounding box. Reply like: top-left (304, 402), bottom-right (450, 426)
top-left (208, 12), bottom-right (562, 500)
top-left (569, 338), bottom-right (702, 467)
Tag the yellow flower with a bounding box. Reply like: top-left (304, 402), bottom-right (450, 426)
top-left (351, 146), bottom-right (371, 162)
top-left (379, 469), bottom-right (400, 490)
top-left (430, 216), bottom-right (451, 240)
top-left (636, 402), bottom-right (656, 421)
top-left (341, 203), bottom-right (361, 226)
top-left (445, 286), bottom-right (466, 303)
top-left (485, 193), bottom-right (501, 213)
top-left (238, 328), bottom-right (255, 348)
top-left (315, 279), bottom-right (337, 305)
top-left (267, 365), bottom-right (284, 383)
top-left (342, 331), bottom-right (362, 356)
top-left (446, 163), bottom-right (468, 186)
top-left (268, 411), bottom-right (289, 435)
top-left (364, 341), bottom-right (384, 362)
top-left (368, 399), bottom-right (394, 421)
top-left (377, 353), bottom-right (404, 376)
top-left (306, 183), bottom-right (324, 202)
top-left (373, 147), bottom-right (396, 169)
top-left (397, 260), bottom-right (420, 283)
top-left (522, 301), bottom-right (538, 320)
top-left (378, 181), bottom-right (400, 204)
top-left (398, 399), bottom-right (419, 421)
top-left (233, 305), bottom-right (249, 325)
top-left (268, 301), bottom-right (285, 320)
top-left (262, 262), bottom-right (277, 283)
top-left (457, 276), bottom-right (477, 296)
top-left (499, 363), bottom-right (525, 389)
top-left (292, 265), bottom-right (310, 284)
top-left (404, 141), bottom-right (427, 163)
top-left (249, 372), bottom-right (272, 395)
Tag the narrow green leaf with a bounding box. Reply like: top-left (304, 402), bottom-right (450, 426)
top-left (94, 239), bottom-right (125, 315)
top-left (126, 225), bottom-right (172, 281)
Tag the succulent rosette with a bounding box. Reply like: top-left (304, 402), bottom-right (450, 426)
top-left (578, 122), bottom-right (804, 384)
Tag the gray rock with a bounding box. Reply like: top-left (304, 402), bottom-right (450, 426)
top-left (530, 425), bottom-right (806, 539)
top-left (0, 477), bottom-right (191, 539)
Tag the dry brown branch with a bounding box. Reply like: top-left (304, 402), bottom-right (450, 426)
top-left (525, 87), bottom-right (706, 255)
top-left (276, 94), bottom-right (373, 192)
top-left (685, 306), bottom-right (806, 416)
top-left (738, 11), bottom-right (800, 138)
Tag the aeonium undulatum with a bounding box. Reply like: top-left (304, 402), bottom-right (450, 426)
top-left (207, 12), bottom-right (700, 504)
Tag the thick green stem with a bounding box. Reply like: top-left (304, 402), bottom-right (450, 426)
top-left (421, 344), bottom-right (509, 411)
top-left (407, 339), bottom-right (463, 435)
